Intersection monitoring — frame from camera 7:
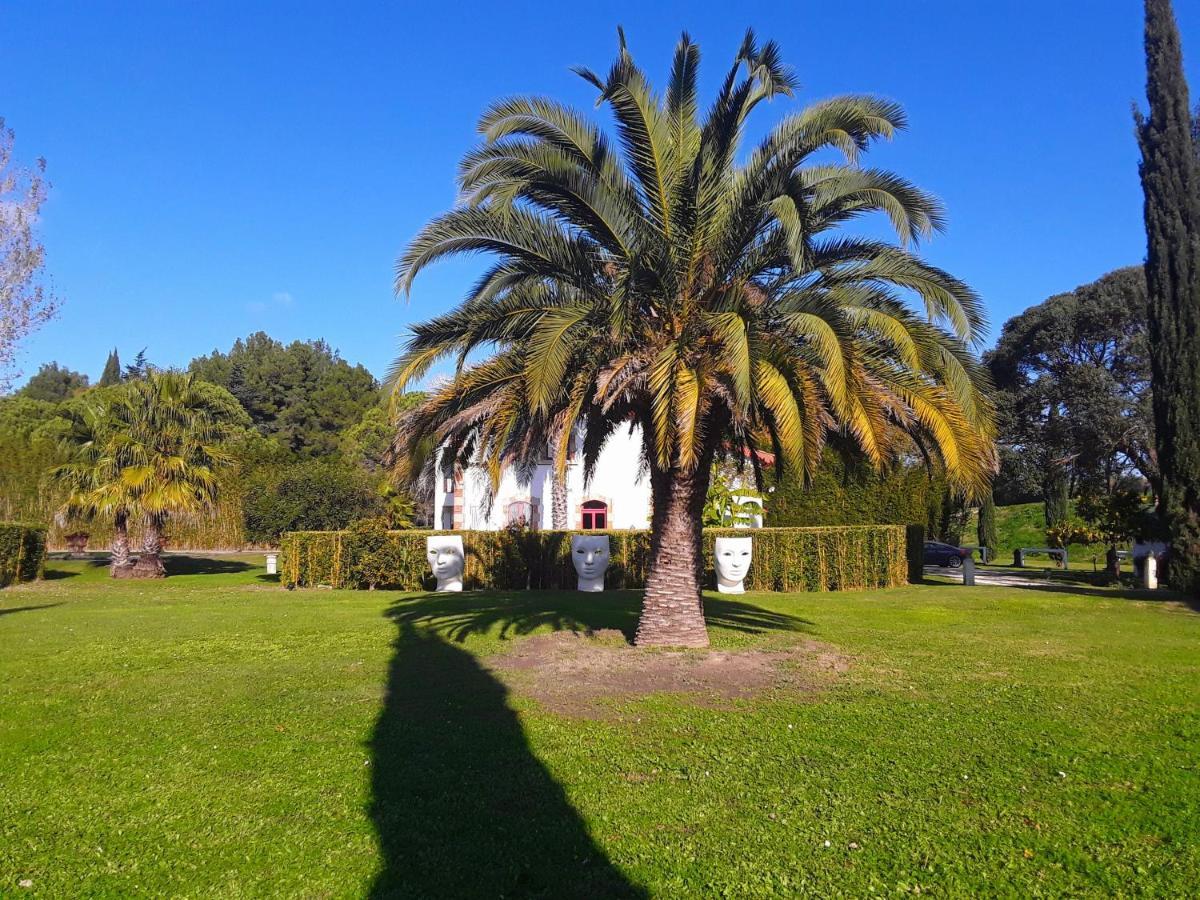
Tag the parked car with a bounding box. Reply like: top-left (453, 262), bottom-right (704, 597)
top-left (924, 541), bottom-right (968, 568)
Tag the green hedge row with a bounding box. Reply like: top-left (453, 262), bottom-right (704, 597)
top-left (280, 525), bottom-right (908, 592)
top-left (0, 523), bottom-right (47, 588)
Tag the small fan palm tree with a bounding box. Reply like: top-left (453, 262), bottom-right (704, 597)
top-left (51, 373), bottom-right (242, 578)
top-left (391, 31), bottom-right (996, 646)
top-left (48, 398), bottom-right (138, 575)
top-left (113, 371), bottom-right (241, 577)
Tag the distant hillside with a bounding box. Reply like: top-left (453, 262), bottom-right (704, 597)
top-left (967, 501), bottom-right (1121, 569)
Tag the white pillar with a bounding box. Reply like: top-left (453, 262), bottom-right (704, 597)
top-left (1142, 555), bottom-right (1158, 590)
top-left (962, 555), bottom-right (975, 586)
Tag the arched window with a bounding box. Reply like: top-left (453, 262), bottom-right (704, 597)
top-left (506, 500), bottom-right (533, 528)
top-left (581, 499), bottom-right (608, 530)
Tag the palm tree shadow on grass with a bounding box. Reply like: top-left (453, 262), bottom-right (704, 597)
top-left (368, 624), bottom-right (645, 898)
top-left (384, 589), bottom-right (813, 644)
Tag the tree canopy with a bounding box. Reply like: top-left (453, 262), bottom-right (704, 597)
top-left (18, 362), bottom-right (89, 402)
top-left (986, 267), bottom-right (1155, 506)
top-left (190, 332), bottom-right (379, 456)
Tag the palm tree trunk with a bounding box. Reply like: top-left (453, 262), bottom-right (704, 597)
top-left (636, 465), bottom-right (712, 647)
top-left (109, 509), bottom-right (132, 576)
top-left (551, 472), bottom-right (569, 530)
top-left (550, 433), bottom-right (569, 530)
top-left (131, 513), bottom-right (166, 578)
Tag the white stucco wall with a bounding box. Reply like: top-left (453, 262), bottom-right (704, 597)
top-left (432, 426), bottom-right (653, 531)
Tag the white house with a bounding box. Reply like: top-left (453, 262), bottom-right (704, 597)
top-left (432, 425), bottom-right (764, 531)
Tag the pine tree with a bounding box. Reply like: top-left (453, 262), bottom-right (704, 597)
top-left (1136, 0), bottom-right (1200, 593)
top-left (98, 348), bottom-right (122, 387)
top-left (123, 348), bottom-right (149, 381)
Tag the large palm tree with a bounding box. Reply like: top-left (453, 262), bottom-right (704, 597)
top-left (390, 31), bottom-right (996, 646)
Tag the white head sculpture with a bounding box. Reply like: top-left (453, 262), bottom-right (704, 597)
top-left (571, 534), bottom-right (610, 592)
top-left (426, 535), bottom-right (464, 592)
top-left (714, 536), bottom-right (753, 594)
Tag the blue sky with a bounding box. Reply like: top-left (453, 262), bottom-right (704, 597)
top-left (5, 0), bottom-right (1199, 387)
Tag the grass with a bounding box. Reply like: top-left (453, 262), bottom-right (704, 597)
top-left (2, 556), bottom-right (1198, 897)
top-left (967, 501), bottom-right (1123, 572)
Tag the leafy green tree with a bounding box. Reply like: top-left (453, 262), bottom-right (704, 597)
top-left (340, 405), bottom-right (395, 471)
top-left (1137, 0), bottom-right (1200, 594)
top-left (98, 348), bottom-right (122, 387)
top-left (1045, 519), bottom-right (1100, 553)
top-left (242, 458), bottom-right (383, 543)
top-left (342, 394), bottom-right (428, 467)
top-left (18, 362), bottom-right (89, 401)
top-left (190, 332), bottom-right (379, 456)
top-left (1078, 488), bottom-right (1156, 577)
top-left (1, 395), bottom-right (81, 523)
top-left (702, 467), bottom-right (761, 527)
top-left (389, 32), bottom-right (995, 646)
top-left (986, 267), bottom-right (1155, 521)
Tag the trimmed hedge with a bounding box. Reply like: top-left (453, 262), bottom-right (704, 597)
top-left (280, 525), bottom-right (907, 593)
top-left (767, 451), bottom-right (944, 529)
top-left (0, 523), bottom-right (47, 588)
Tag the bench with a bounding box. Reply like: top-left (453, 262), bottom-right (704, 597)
top-left (1013, 547), bottom-right (1068, 568)
top-left (960, 544), bottom-right (991, 564)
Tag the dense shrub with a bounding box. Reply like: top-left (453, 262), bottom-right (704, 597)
top-left (243, 459), bottom-right (383, 543)
top-left (0, 523), bottom-right (47, 587)
top-left (281, 525), bottom-right (907, 592)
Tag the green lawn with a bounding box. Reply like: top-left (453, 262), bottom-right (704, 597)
top-left (2, 557), bottom-right (1198, 897)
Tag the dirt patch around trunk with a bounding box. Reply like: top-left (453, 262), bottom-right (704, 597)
top-left (487, 629), bottom-right (850, 719)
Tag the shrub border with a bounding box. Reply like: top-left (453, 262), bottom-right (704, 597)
top-left (280, 525), bottom-right (908, 593)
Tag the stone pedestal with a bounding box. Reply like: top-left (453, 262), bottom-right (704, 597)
top-left (1141, 555), bottom-right (1158, 590)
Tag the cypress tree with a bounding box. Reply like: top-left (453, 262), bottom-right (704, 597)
top-left (1044, 471), bottom-right (1070, 529)
top-left (1136, 0), bottom-right (1200, 593)
top-left (98, 348), bottom-right (122, 387)
top-left (978, 490), bottom-right (999, 561)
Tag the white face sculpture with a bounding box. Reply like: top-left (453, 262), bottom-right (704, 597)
top-left (571, 534), bottom-right (610, 592)
top-left (714, 536), bottom-right (753, 593)
top-left (426, 535), bottom-right (464, 592)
